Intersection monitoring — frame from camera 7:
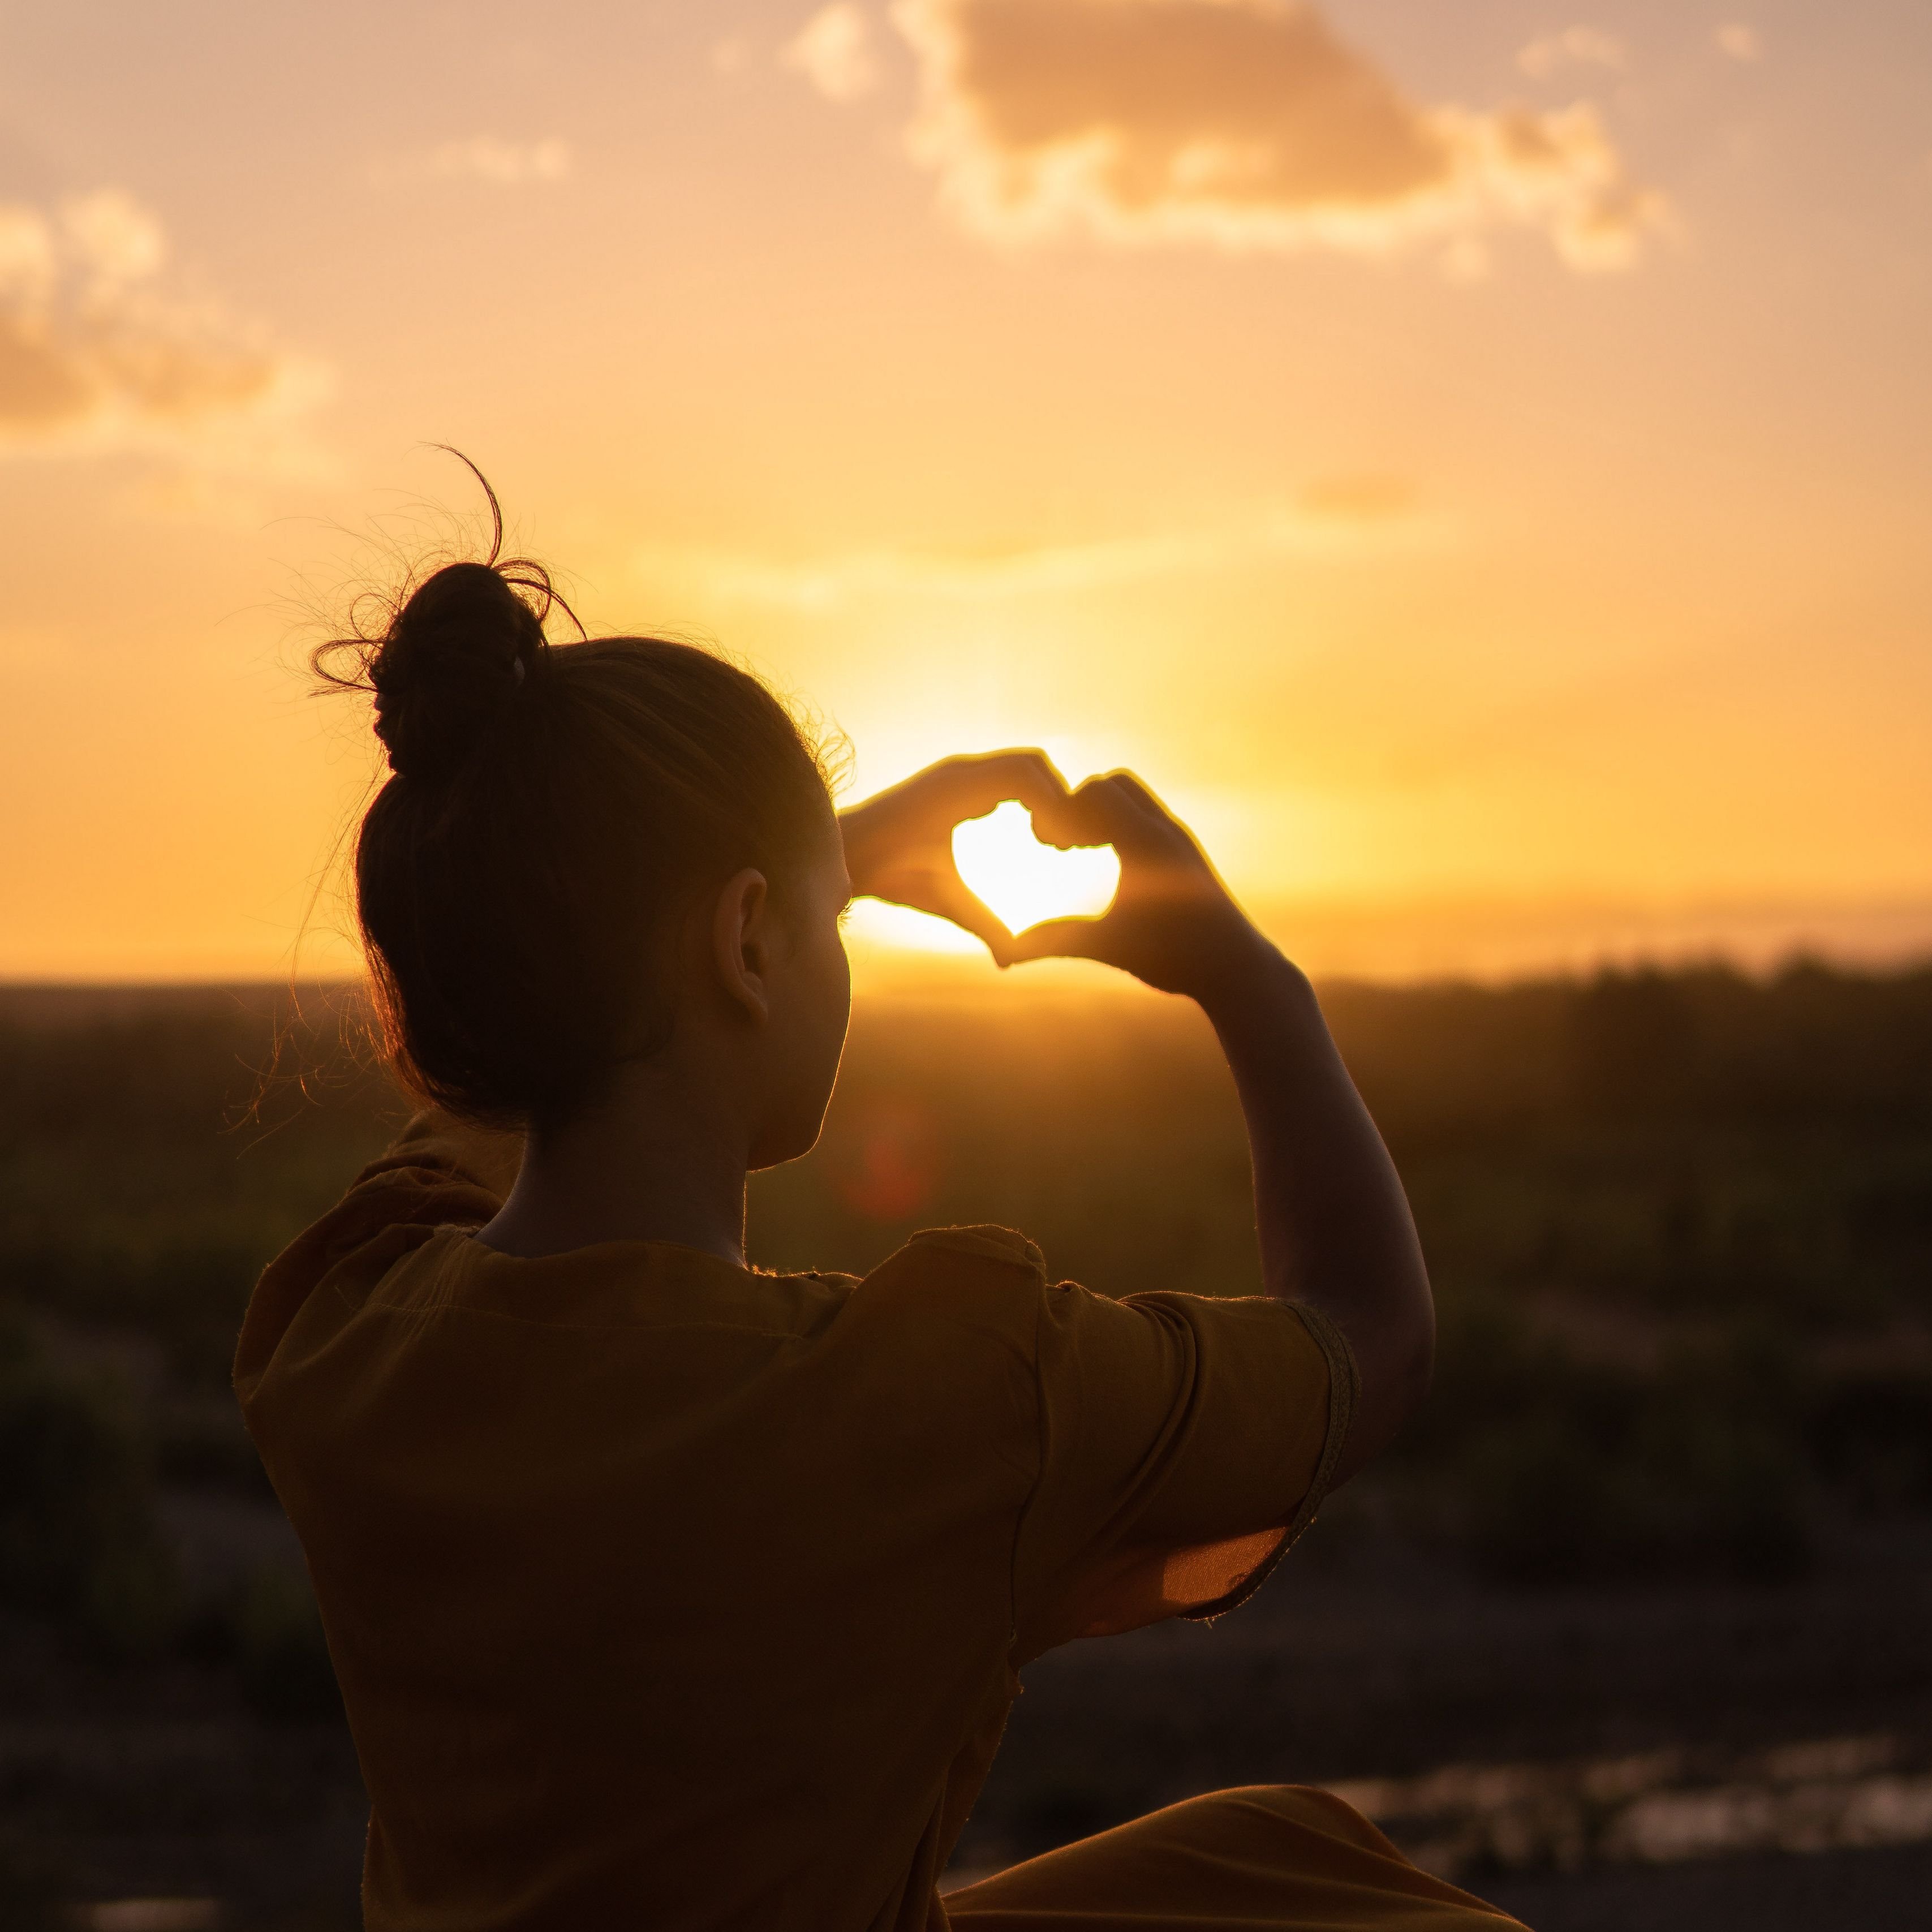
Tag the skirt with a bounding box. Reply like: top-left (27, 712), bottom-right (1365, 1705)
top-left (940, 1785), bottom-right (1528, 1930)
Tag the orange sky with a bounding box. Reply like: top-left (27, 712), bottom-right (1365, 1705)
top-left (1, 1), bottom-right (1929, 980)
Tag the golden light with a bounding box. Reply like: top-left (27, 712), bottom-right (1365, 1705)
top-left (952, 801), bottom-right (1121, 935)
top-left (844, 898), bottom-right (984, 956)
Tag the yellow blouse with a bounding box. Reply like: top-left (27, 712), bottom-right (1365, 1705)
top-left (235, 1114), bottom-right (1356, 1932)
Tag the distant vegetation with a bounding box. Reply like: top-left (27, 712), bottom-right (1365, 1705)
top-left (0, 1305), bottom-right (178, 1653)
top-left (0, 963), bottom-right (1927, 1689)
top-left (763, 962), bottom-right (1932, 1586)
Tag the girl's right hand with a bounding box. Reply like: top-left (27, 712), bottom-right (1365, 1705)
top-left (840, 749), bottom-right (1077, 958)
top-left (1011, 773), bottom-right (1278, 1003)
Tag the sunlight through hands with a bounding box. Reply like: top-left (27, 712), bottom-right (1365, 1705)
top-left (952, 801), bottom-right (1120, 936)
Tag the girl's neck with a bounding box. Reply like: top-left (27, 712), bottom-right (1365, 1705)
top-left (475, 1057), bottom-right (752, 1267)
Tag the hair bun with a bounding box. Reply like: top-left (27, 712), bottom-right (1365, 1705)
top-left (371, 562), bottom-right (547, 781)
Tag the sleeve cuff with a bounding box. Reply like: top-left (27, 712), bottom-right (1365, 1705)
top-left (1180, 1299), bottom-right (1361, 1622)
top-left (1281, 1300), bottom-right (1361, 1545)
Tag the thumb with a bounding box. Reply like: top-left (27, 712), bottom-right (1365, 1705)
top-left (998, 915), bottom-right (1112, 969)
top-left (920, 871), bottom-right (1012, 956)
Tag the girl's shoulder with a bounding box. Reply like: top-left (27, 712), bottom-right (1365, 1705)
top-left (902, 1224), bottom-right (1046, 1272)
top-left (836, 1223), bottom-right (1052, 1371)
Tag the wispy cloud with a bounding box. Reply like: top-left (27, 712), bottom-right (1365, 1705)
top-left (1517, 27), bottom-right (1627, 79)
top-left (785, 5), bottom-right (883, 101)
top-left (632, 485), bottom-right (1434, 612)
top-left (1714, 23), bottom-right (1763, 64)
top-left (1296, 473), bottom-right (1417, 523)
top-left (889, 0), bottom-right (1666, 272)
top-left (0, 190), bottom-right (322, 459)
top-left (427, 137), bottom-right (574, 184)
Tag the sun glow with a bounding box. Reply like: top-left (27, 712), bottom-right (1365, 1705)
top-left (844, 898), bottom-right (984, 955)
top-left (3, 11), bottom-right (1929, 983)
top-left (952, 801), bottom-right (1121, 936)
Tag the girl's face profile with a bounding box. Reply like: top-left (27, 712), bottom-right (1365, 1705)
top-left (750, 801), bottom-right (853, 1171)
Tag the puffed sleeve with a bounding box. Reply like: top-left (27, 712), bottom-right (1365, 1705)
top-left (1012, 1281), bottom-right (1357, 1659)
top-left (234, 1111), bottom-right (523, 1400)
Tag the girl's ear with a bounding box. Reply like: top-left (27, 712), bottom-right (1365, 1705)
top-left (709, 867), bottom-right (774, 1023)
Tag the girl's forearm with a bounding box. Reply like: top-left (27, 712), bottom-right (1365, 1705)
top-left (1198, 944), bottom-right (1435, 1481)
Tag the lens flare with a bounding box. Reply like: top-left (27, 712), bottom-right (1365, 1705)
top-left (952, 800), bottom-right (1120, 935)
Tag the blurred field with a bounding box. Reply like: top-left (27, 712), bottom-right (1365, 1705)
top-left (1, 965), bottom-right (1929, 1926)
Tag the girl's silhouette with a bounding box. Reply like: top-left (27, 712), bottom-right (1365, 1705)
top-left (238, 489), bottom-right (1525, 1929)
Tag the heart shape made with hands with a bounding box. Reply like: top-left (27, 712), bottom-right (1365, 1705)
top-left (951, 800), bottom-right (1120, 936)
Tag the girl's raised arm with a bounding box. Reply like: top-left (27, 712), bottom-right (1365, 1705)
top-left (1004, 772), bottom-right (1435, 1481)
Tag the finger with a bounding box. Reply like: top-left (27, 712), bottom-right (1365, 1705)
top-left (914, 870), bottom-right (1013, 955)
top-left (840, 751), bottom-right (1066, 849)
top-left (1030, 775), bottom-right (1163, 855)
top-left (1093, 773), bottom-right (1206, 864)
top-left (1105, 772), bottom-right (1231, 886)
top-left (932, 749), bottom-right (1074, 824)
top-left (1104, 771), bottom-right (1174, 822)
top-left (1025, 776), bottom-right (1117, 848)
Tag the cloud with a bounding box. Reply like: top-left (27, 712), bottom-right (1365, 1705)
top-left (890, 0), bottom-right (1665, 270)
top-left (1714, 23), bottom-right (1762, 63)
top-left (0, 190), bottom-right (321, 458)
top-left (1517, 27), bottom-right (1626, 79)
top-left (428, 137), bottom-right (573, 184)
top-left (1296, 472), bottom-right (1417, 523)
top-left (631, 488), bottom-right (1434, 612)
top-left (786, 4), bottom-right (881, 101)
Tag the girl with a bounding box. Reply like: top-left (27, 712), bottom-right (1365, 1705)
top-left (238, 512), bottom-right (1525, 1931)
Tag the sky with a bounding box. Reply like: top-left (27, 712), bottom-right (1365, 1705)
top-left (1, 0), bottom-right (1929, 981)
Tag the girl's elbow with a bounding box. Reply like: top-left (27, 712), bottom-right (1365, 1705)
top-left (1339, 1307), bottom-right (1434, 1478)
top-left (1388, 1315), bottom-right (1435, 1432)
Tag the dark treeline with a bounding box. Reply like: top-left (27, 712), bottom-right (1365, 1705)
top-left (1332, 962), bottom-right (1932, 1139)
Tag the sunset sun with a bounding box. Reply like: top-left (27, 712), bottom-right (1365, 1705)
top-left (952, 799), bottom-right (1121, 936)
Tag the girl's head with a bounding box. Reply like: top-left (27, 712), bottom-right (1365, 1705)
top-left (320, 490), bottom-right (850, 1162)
